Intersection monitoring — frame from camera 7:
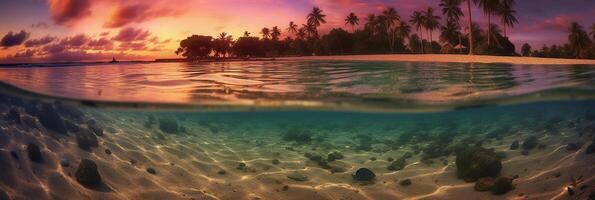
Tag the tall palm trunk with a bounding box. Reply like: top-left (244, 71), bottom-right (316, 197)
top-left (466, 0), bottom-right (474, 55)
top-left (487, 13), bottom-right (491, 46)
top-left (420, 29), bottom-right (424, 54)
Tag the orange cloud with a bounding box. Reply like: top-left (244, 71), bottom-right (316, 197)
top-left (103, 4), bottom-right (182, 28)
top-left (47, 0), bottom-right (92, 25)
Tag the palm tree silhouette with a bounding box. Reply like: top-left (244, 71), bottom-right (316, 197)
top-left (488, 23), bottom-right (503, 47)
top-left (440, 20), bottom-right (461, 46)
top-left (410, 11), bottom-right (426, 53)
top-left (498, 0), bottom-right (518, 37)
top-left (465, 0), bottom-right (474, 55)
top-left (287, 21), bottom-right (298, 36)
top-left (296, 27), bottom-right (307, 40)
top-left (382, 7), bottom-right (400, 53)
top-left (366, 14), bottom-right (378, 38)
top-left (271, 26), bottom-right (281, 40)
top-left (440, 0), bottom-right (463, 51)
top-left (260, 27), bottom-right (271, 39)
top-left (307, 7), bottom-right (326, 37)
top-left (397, 21), bottom-right (411, 44)
top-left (473, 0), bottom-right (500, 46)
top-left (568, 22), bottom-right (591, 58)
top-left (345, 12), bottom-right (359, 32)
top-left (424, 7), bottom-right (441, 50)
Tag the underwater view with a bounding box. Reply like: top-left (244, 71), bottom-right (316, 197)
top-left (0, 61), bottom-right (594, 200)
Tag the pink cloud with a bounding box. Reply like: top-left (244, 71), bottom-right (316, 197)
top-left (112, 27), bottom-right (151, 42)
top-left (528, 15), bottom-right (573, 32)
top-left (47, 0), bottom-right (92, 25)
top-left (103, 3), bottom-right (183, 28)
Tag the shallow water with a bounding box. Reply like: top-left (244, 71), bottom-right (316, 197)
top-left (0, 61), bottom-right (594, 200)
top-left (1, 61), bottom-right (595, 111)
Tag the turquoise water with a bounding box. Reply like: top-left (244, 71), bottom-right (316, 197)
top-left (0, 61), bottom-right (594, 199)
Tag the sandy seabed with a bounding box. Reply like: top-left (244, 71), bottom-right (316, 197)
top-left (1, 96), bottom-right (595, 200)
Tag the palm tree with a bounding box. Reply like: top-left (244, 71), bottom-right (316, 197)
top-left (440, 0), bottom-right (463, 51)
top-left (498, 0), bottom-right (518, 37)
top-left (345, 12), bottom-right (359, 32)
top-left (410, 11), bottom-right (426, 53)
top-left (296, 27), bottom-right (307, 40)
top-left (382, 7), bottom-right (400, 53)
top-left (307, 7), bottom-right (326, 34)
top-left (488, 23), bottom-right (503, 47)
top-left (366, 14), bottom-right (378, 38)
top-left (424, 7), bottom-right (441, 49)
top-left (465, 0), bottom-right (474, 55)
top-left (568, 22), bottom-right (592, 59)
top-left (215, 32), bottom-right (233, 57)
top-left (260, 27), bottom-right (271, 39)
top-left (440, 0), bottom-right (463, 22)
top-left (271, 26), bottom-right (281, 40)
top-left (243, 31), bottom-right (251, 37)
top-left (440, 20), bottom-right (462, 46)
top-left (397, 21), bottom-right (411, 44)
top-left (287, 21), bottom-right (298, 36)
top-left (473, 0), bottom-right (500, 46)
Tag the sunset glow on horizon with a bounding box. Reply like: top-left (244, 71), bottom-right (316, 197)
top-left (1, 0), bottom-right (594, 63)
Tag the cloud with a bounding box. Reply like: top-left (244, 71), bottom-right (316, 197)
top-left (13, 49), bottom-right (39, 58)
top-left (24, 36), bottom-right (56, 47)
top-left (112, 27), bottom-right (151, 42)
top-left (103, 3), bottom-right (182, 28)
top-left (529, 15), bottom-right (573, 32)
top-left (58, 34), bottom-right (90, 48)
top-left (48, 0), bottom-right (92, 25)
top-left (87, 37), bottom-right (114, 50)
top-left (1, 30), bottom-right (30, 48)
top-left (118, 42), bottom-right (147, 51)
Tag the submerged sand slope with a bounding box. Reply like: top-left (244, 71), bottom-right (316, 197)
top-left (281, 54), bottom-right (595, 65)
top-left (1, 93), bottom-right (595, 200)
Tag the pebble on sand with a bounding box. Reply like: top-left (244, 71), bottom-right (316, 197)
top-left (492, 177), bottom-right (514, 195)
top-left (26, 143), bottom-right (43, 163)
top-left (60, 158), bottom-right (70, 167)
top-left (287, 172), bottom-right (308, 181)
top-left (327, 152), bottom-right (344, 162)
top-left (75, 159), bottom-right (102, 187)
top-left (399, 179), bottom-right (412, 186)
top-left (387, 158), bottom-right (406, 171)
top-left (522, 136), bottom-right (538, 150)
top-left (146, 167), bottom-right (157, 175)
top-left (455, 146), bottom-right (502, 182)
top-left (353, 168), bottom-right (375, 182)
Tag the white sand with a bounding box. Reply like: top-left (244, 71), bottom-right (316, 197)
top-left (279, 54), bottom-right (595, 65)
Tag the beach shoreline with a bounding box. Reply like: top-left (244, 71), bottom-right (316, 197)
top-left (278, 54), bottom-right (595, 65)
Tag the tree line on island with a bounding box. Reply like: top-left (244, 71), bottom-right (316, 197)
top-left (175, 0), bottom-right (595, 60)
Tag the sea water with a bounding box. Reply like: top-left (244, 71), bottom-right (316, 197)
top-left (0, 61), bottom-right (594, 200)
